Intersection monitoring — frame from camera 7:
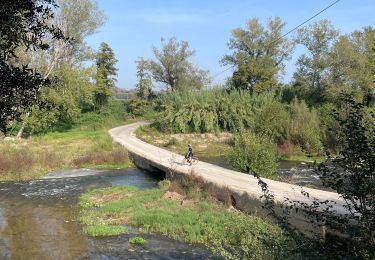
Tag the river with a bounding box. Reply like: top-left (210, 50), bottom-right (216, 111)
top-left (0, 168), bottom-right (213, 260)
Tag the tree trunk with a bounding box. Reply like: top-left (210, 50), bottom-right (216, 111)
top-left (16, 122), bottom-right (26, 139)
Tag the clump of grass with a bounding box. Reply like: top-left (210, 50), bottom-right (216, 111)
top-left (79, 183), bottom-right (294, 259)
top-left (157, 179), bottom-right (171, 189)
top-left (129, 237), bottom-right (146, 245)
top-left (83, 224), bottom-right (128, 237)
top-left (163, 137), bottom-right (178, 147)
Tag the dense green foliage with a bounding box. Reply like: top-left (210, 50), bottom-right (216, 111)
top-left (0, 0), bottom-right (64, 134)
top-left (222, 17), bottom-right (294, 93)
top-left (155, 89), bottom-right (323, 154)
top-left (94, 42), bottom-right (118, 108)
top-left (317, 95), bottom-right (375, 254)
top-left (229, 131), bottom-right (278, 178)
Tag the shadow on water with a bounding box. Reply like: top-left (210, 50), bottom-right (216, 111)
top-left (0, 168), bottom-right (214, 260)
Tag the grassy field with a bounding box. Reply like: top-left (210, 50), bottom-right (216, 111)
top-left (0, 118), bottom-right (134, 181)
top-left (79, 180), bottom-right (295, 259)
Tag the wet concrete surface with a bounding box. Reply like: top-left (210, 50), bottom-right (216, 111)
top-left (0, 168), bottom-right (214, 260)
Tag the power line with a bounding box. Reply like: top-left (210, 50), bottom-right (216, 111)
top-left (212, 0), bottom-right (341, 80)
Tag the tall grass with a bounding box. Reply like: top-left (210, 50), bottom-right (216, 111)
top-left (155, 88), bottom-right (324, 154)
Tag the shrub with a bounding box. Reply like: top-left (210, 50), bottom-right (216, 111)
top-left (229, 131), bottom-right (278, 178)
top-left (289, 99), bottom-right (323, 154)
top-left (163, 137), bottom-right (178, 147)
top-left (126, 99), bottom-right (151, 117)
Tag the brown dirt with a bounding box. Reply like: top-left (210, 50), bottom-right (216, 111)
top-left (163, 191), bottom-right (185, 202)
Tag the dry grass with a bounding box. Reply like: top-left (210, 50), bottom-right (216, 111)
top-left (0, 127), bottom-right (131, 181)
top-left (72, 149), bottom-right (129, 167)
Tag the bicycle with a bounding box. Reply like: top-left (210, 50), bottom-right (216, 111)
top-left (182, 155), bottom-right (198, 166)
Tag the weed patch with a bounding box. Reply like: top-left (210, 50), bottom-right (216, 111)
top-left (83, 225), bottom-right (128, 237)
top-left (129, 237), bottom-right (146, 245)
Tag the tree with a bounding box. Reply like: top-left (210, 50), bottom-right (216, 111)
top-left (94, 42), bottom-right (118, 108)
top-left (328, 27), bottom-right (375, 105)
top-left (317, 95), bottom-right (375, 251)
top-left (222, 17), bottom-right (294, 93)
top-left (26, 65), bottom-right (94, 133)
top-left (0, 0), bottom-right (64, 134)
top-left (148, 37), bottom-right (209, 91)
top-left (292, 20), bottom-right (339, 105)
top-left (256, 94), bottom-right (375, 258)
top-left (135, 57), bottom-right (152, 99)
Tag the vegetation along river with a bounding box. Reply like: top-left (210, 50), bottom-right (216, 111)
top-left (0, 168), bottom-right (213, 260)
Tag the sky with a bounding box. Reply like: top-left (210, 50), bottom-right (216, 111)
top-left (86, 0), bottom-right (375, 89)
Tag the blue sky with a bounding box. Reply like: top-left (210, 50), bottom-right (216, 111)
top-left (86, 0), bottom-right (375, 89)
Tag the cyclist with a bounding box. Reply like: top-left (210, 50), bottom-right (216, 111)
top-left (185, 144), bottom-right (193, 165)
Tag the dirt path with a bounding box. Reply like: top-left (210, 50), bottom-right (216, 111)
top-left (109, 122), bottom-right (346, 214)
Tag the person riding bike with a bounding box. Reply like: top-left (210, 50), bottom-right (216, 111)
top-left (185, 144), bottom-right (193, 164)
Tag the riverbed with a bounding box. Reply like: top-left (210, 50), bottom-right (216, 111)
top-left (0, 168), bottom-right (213, 259)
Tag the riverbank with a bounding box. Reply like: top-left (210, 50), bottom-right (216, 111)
top-left (79, 177), bottom-right (296, 259)
top-left (0, 120), bottom-right (133, 181)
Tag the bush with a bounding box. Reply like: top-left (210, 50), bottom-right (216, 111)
top-left (316, 103), bottom-right (340, 151)
top-left (126, 99), bottom-right (151, 117)
top-left (289, 99), bottom-right (323, 154)
top-left (229, 131), bottom-right (278, 178)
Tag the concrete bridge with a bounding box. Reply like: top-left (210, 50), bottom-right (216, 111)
top-left (109, 122), bottom-right (347, 217)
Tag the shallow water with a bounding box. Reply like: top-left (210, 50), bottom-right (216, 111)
top-left (0, 168), bottom-right (213, 260)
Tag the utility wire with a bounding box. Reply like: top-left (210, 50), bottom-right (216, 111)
top-left (212, 0), bottom-right (341, 80)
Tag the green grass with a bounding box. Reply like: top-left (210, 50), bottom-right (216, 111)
top-left (83, 224), bottom-right (128, 237)
top-left (129, 237), bottom-right (147, 245)
top-left (79, 184), bottom-right (295, 259)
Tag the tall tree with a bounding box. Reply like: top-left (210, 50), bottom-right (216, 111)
top-left (0, 0), bottom-right (64, 134)
top-left (94, 42), bottom-right (118, 108)
top-left (148, 37), bottom-right (209, 91)
top-left (222, 17), bottom-right (294, 93)
top-left (14, 0), bottom-right (105, 138)
top-left (135, 57), bottom-right (152, 99)
top-left (292, 20), bottom-right (339, 105)
top-left (328, 27), bottom-right (375, 105)
top-left (28, 0), bottom-right (106, 78)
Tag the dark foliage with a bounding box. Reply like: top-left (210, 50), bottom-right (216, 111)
top-left (255, 94), bottom-right (375, 258)
top-left (0, 0), bottom-right (64, 133)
